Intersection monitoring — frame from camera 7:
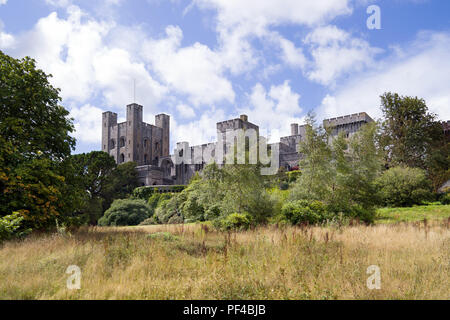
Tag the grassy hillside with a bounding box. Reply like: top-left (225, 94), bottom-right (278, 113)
top-left (1, 217), bottom-right (449, 299)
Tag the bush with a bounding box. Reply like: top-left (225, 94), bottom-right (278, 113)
top-left (98, 199), bottom-right (152, 226)
top-left (132, 186), bottom-right (155, 200)
top-left (375, 167), bottom-right (433, 207)
top-left (441, 193), bottom-right (450, 205)
top-left (148, 193), bottom-right (173, 210)
top-left (167, 215), bottom-right (184, 224)
top-left (287, 170), bottom-right (301, 183)
top-left (154, 197), bottom-right (181, 224)
top-left (214, 213), bottom-right (252, 231)
top-left (139, 216), bottom-right (159, 225)
top-left (281, 200), bottom-right (328, 225)
top-left (0, 212), bottom-right (31, 242)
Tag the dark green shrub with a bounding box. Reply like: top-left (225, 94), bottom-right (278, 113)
top-left (132, 186), bottom-right (155, 200)
top-left (214, 213), bottom-right (252, 231)
top-left (279, 181), bottom-right (289, 190)
top-left (287, 170), bottom-right (301, 183)
top-left (147, 193), bottom-right (173, 211)
top-left (441, 193), bottom-right (450, 205)
top-left (375, 167), bottom-right (433, 207)
top-left (281, 200), bottom-right (324, 225)
top-left (181, 194), bottom-right (205, 222)
top-left (98, 199), bottom-right (151, 226)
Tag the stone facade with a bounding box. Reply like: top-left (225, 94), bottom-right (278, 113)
top-left (102, 103), bottom-right (173, 186)
top-left (102, 103), bottom-right (376, 186)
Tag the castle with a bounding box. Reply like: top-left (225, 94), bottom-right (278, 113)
top-left (102, 103), bottom-right (374, 186)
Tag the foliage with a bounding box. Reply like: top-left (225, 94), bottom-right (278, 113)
top-left (376, 204), bottom-right (450, 224)
top-left (0, 50), bottom-right (75, 160)
top-left (280, 200), bottom-right (329, 225)
top-left (101, 161), bottom-right (139, 210)
top-left (439, 193), bottom-right (450, 205)
top-left (139, 216), bottom-right (159, 226)
top-left (290, 114), bottom-right (334, 202)
top-left (132, 186), bottom-right (186, 200)
top-left (98, 199), bottom-right (151, 226)
top-left (133, 187), bottom-right (156, 201)
top-left (154, 195), bottom-right (185, 224)
top-left (287, 170), bottom-right (301, 183)
top-left (290, 114), bottom-right (382, 222)
top-left (0, 212), bottom-right (31, 242)
top-left (213, 213), bottom-right (252, 231)
top-left (379, 92), bottom-right (449, 190)
top-left (375, 166), bottom-right (433, 207)
top-left (0, 51), bottom-right (78, 230)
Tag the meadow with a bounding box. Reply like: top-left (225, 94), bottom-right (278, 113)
top-left (0, 206), bottom-right (449, 300)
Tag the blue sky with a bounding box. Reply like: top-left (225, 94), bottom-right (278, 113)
top-left (1, 0), bottom-right (449, 154)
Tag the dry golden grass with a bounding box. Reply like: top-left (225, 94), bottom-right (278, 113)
top-left (0, 220), bottom-right (449, 300)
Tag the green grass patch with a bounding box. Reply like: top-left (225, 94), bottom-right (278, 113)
top-left (375, 204), bottom-right (450, 224)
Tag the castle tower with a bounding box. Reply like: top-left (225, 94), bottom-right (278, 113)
top-left (155, 114), bottom-right (170, 157)
top-left (126, 103), bottom-right (143, 163)
top-left (102, 111), bottom-right (117, 154)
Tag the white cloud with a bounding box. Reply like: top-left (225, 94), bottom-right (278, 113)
top-left (0, 0), bottom-right (7, 5)
top-left (44, 0), bottom-right (72, 7)
top-left (193, 0), bottom-right (353, 76)
top-left (171, 108), bottom-right (227, 147)
top-left (142, 25), bottom-right (235, 106)
top-left (318, 31), bottom-right (450, 121)
top-left (69, 104), bottom-right (104, 144)
top-left (1, 6), bottom-right (166, 112)
top-left (195, 0), bottom-right (352, 29)
top-left (0, 29), bottom-right (14, 49)
top-left (176, 104), bottom-right (196, 119)
top-left (304, 25), bottom-right (382, 86)
top-left (238, 81), bottom-right (304, 143)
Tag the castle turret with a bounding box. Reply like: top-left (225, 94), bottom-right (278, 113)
top-left (155, 114), bottom-right (170, 157)
top-left (126, 103), bottom-right (143, 163)
top-left (102, 111), bottom-right (117, 153)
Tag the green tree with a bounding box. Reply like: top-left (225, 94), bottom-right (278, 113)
top-left (375, 166), bottom-right (433, 207)
top-left (290, 113), bottom-right (334, 201)
top-left (102, 161), bottom-right (139, 212)
top-left (379, 92), bottom-right (449, 190)
top-left (0, 51), bottom-right (75, 159)
top-left (0, 51), bottom-right (77, 230)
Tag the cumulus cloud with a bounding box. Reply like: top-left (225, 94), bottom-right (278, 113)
top-left (142, 26), bottom-right (235, 106)
top-left (238, 81), bottom-right (304, 143)
top-left (176, 104), bottom-right (196, 119)
top-left (304, 25), bottom-right (382, 86)
top-left (0, 0), bottom-right (7, 5)
top-left (194, 0), bottom-right (353, 74)
top-left (171, 108), bottom-right (227, 147)
top-left (1, 6), bottom-right (166, 110)
top-left (318, 31), bottom-right (450, 121)
top-left (69, 104), bottom-right (104, 144)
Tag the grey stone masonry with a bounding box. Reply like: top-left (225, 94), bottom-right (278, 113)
top-left (102, 103), bottom-right (375, 185)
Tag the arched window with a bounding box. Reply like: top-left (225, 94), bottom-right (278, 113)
top-left (110, 139), bottom-right (115, 149)
top-left (120, 137), bottom-right (125, 147)
top-left (155, 142), bottom-right (159, 152)
top-left (120, 153), bottom-right (125, 163)
top-left (144, 138), bottom-right (148, 148)
top-left (144, 154), bottom-right (148, 164)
